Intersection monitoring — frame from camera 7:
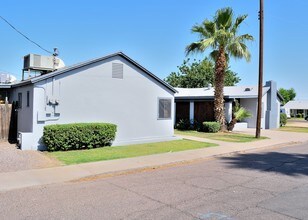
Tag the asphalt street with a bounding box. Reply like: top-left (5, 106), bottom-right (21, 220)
top-left (1, 142), bottom-right (308, 220)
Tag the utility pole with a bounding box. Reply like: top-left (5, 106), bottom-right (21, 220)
top-left (256, 0), bottom-right (264, 138)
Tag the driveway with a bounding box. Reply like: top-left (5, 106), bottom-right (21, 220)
top-left (0, 142), bottom-right (60, 173)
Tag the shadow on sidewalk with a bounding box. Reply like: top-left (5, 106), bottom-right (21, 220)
top-left (221, 152), bottom-right (308, 176)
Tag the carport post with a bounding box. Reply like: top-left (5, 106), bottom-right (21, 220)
top-left (189, 101), bottom-right (194, 124)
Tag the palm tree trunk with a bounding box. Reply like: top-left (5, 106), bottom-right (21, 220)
top-left (214, 46), bottom-right (226, 131)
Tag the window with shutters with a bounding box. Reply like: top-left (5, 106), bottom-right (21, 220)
top-left (112, 63), bottom-right (123, 79)
top-left (158, 98), bottom-right (172, 119)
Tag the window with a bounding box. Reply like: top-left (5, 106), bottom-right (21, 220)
top-left (112, 63), bottom-right (123, 79)
top-left (18, 93), bottom-right (22, 109)
top-left (158, 98), bottom-right (171, 119)
top-left (26, 91), bottom-right (30, 107)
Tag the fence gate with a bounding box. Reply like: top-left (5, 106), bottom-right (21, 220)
top-left (0, 103), bottom-right (15, 141)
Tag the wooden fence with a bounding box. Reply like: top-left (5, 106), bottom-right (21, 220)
top-left (0, 103), bottom-right (12, 140)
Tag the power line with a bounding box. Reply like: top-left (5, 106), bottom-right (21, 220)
top-left (0, 15), bottom-right (52, 54)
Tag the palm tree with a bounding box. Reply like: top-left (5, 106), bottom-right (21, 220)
top-left (227, 101), bottom-right (252, 131)
top-left (186, 7), bottom-right (253, 130)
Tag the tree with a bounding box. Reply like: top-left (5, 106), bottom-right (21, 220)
top-left (186, 7), bottom-right (253, 130)
top-left (227, 100), bottom-right (252, 131)
top-left (164, 58), bottom-right (240, 88)
top-left (278, 88), bottom-right (296, 105)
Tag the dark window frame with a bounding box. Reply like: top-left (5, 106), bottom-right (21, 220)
top-left (18, 92), bottom-right (22, 109)
top-left (26, 91), bottom-right (30, 107)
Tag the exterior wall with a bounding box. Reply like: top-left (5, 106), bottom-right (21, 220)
top-left (11, 85), bottom-right (34, 133)
top-left (224, 101), bottom-right (232, 123)
top-left (21, 55), bottom-right (175, 150)
top-left (264, 81), bottom-right (280, 129)
top-left (275, 99), bottom-right (280, 128)
top-left (240, 96), bottom-right (267, 129)
top-left (233, 122), bottom-right (248, 131)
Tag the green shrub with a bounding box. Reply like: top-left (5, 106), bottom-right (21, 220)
top-left (176, 119), bottom-right (191, 130)
top-left (43, 123), bottom-right (117, 151)
top-left (296, 113), bottom-right (303, 118)
top-left (280, 113), bottom-right (287, 127)
top-left (203, 121), bottom-right (221, 133)
top-left (192, 120), bottom-right (204, 131)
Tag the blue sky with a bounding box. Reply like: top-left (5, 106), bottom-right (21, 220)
top-left (1, 0), bottom-right (307, 99)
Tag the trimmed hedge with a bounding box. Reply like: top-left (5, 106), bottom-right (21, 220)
top-left (203, 121), bottom-right (221, 133)
top-left (43, 123), bottom-right (117, 151)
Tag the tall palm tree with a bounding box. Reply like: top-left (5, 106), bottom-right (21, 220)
top-left (186, 7), bottom-right (253, 130)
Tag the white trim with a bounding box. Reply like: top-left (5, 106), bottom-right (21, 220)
top-left (189, 101), bottom-right (194, 122)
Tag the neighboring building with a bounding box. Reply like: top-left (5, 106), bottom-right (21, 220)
top-left (282, 100), bottom-right (308, 118)
top-left (175, 81), bottom-right (283, 130)
top-left (1, 52), bottom-right (177, 150)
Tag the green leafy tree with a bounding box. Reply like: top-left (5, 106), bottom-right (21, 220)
top-left (186, 7), bottom-right (253, 130)
top-left (279, 88), bottom-right (296, 105)
top-left (164, 58), bottom-right (240, 88)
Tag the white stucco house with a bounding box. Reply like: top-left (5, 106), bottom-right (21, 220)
top-left (282, 100), bottom-right (308, 118)
top-left (175, 81), bottom-right (283, 130)
top-left (1, 52), bottom-right (177, 150)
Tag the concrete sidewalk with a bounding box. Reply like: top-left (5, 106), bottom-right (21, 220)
top-left (1, 129), bottom-right (308, 192)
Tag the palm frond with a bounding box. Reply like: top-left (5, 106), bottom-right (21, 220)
top-left (231, 14), bottom-right (248, 33)
top-left (234, 107), bottom-right (252, 121)
top-left (203, 20), bottom-right (216, 36)
top-left (215, 7), bottom-right (233, 30)
top-left (227, 41), bottom-right (251, 62)
top-left (191, 24), bottom-right (209, 38)
top-left (236, 34), bottom-right (254, 42)
top-left (185, 38), bottom-right (215, 55)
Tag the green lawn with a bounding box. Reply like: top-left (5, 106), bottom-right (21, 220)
top-left (280, 126), bottom-right (308, 133)
top-left (175, 129), bottom-right (267, 142)
top-left (287, 118), bottom-right (305, 121)
top-left (47, 139), bottom-right (217, 165)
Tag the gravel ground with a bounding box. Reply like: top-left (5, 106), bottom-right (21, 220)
top-left (0, 141), bottom-right (60, 173)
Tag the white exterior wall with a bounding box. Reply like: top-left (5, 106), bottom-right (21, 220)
top-left (224, 101), bottom-right (233, 123)
top-left (240, 95), bottom-right (267, 129)
top-left (22, 56), bottom-right (175, 150)
top-left (275, 99), bottom-right (280, 128)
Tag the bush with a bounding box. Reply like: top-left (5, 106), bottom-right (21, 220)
top-left (203, 121), bottom-right (221, 133)
top-left (296, 113), bottom-right (304, 118)
top-left (176, 119), bottom-right (191, 130)
top-left (280, 113), bottom-right (287, 127)
top-left (192, 120), bottom-right (204, 132)
top-left (43, 123), bottom-right (117, 151)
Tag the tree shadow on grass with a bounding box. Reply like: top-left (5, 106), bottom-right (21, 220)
top-left (221, 152), bottom-right (308, 176)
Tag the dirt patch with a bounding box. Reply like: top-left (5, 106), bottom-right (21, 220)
top-left (0, 141), bottom-right (61, 173)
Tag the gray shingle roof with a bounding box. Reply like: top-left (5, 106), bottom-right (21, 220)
top-left (175, 85), bottom-right (270, 99)
top-left (283, 100), bottom-right (308, 109)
